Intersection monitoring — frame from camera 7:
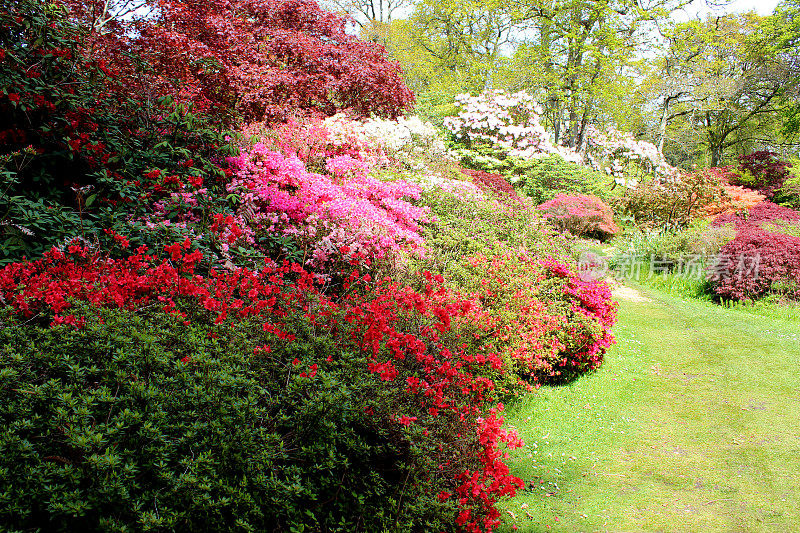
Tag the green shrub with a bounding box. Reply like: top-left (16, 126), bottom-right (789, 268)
top-left (513, 155), bottom-right (613, 203)
top-left (775, 161), bottom-right (800, 209)
top-left (762, 218), bottom-right (800, 237)
top-left (0, 304), bottom-right (455, 532)
top-left (414, 186), bottom-right (566, 280)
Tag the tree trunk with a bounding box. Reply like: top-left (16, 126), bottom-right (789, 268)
top-left (658, 98), bottom-right (670, 154)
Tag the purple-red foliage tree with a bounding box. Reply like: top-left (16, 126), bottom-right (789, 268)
top-left (711, 202), bottom-right (800, 301)
top-left (63, 0), bottom-right (415, 123)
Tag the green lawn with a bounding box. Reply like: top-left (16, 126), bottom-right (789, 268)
top-left (499, 285), bottom-right (800, 532)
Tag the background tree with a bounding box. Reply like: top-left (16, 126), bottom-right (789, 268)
top-left (509, 0), bottom-right (693, 151)
top-left (320, 0), bottom-right (416, 26)
top-left (645, 11), bottom-right (800, 167)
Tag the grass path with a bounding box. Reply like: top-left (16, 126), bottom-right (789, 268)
top-left (499, 285), bottom-right (800, 532)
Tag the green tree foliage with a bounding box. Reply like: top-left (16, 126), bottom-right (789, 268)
top-left (642, 8), bottom-right (800, 167)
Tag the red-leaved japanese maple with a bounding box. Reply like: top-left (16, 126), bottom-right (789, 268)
top-left (63, 0), bottom-right (415, 122)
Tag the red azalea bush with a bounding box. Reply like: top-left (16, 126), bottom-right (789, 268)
top-left (710, 202), bottom-right (800, 301)
top-left (538, 193), bottom-right (619, 240)
top-left (0, 242), bottom-right (530, 532)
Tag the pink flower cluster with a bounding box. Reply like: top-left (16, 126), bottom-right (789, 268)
top-left (225, 143), bottom-right (429, 266)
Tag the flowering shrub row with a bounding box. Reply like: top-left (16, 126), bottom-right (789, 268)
top-left (1, 4), bottom-right (622, 531)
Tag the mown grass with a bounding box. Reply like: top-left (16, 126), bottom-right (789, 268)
top-left (499, 285), bottom-right (800, 532)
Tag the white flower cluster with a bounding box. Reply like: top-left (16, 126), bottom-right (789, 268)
top-left (361, 116), bottom-right (447, 156)
top-left (320, 113), bottom-right (447, 159)
top-left (443, 90), bottom-right (561, 160)
top-left (585, 125), bottom-right (678, 179)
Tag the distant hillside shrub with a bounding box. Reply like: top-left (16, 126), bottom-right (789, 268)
top-left (700, 167), bottom-right (767, 217)
top-left (538, 194), bottom-right (619, 240)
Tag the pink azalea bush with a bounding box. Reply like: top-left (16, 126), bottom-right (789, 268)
top-left (223, 143), bottom-right (429, 269)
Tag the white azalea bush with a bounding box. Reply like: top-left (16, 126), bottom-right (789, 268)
top-left (443, 90), bottom-right (679, 188)
top-left (585, 125), bottom-right (678, 181)
top-left (443, 90), bottom-right (582, 166)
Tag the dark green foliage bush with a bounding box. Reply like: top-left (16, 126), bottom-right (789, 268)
top-left (0, 305), bottom-right (454, 532)
top-left (513, 155), bottom-right (613, 203)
